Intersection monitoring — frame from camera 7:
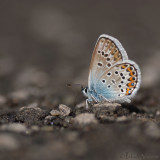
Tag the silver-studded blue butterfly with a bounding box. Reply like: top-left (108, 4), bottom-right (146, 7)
top-left (82, 34), bottom-right (141, 108)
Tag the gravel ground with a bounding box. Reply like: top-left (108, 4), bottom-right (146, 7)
top-left (0, 88), bottom-right (160, 160)
top-left (0, 1), bottom-right (160, 160)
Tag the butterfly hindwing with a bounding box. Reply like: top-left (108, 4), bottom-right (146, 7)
top-left (94, 60), bottom-right (141, 102)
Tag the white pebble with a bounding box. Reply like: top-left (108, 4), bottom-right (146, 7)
top-left (0, 123), bottom-right (27, 133)
top-left (59, 104), bottom-right (71, 116)
top-left (73, 113), bottom-right (98, 125)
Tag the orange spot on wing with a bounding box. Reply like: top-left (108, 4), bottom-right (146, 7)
top-left (126, 88), bottom-right (130, 95)
top-left (129, 72), bottom-right (134, 76)
top-left (127, 82), bottom-right (135, 88)
top-left (128, 76), bottom-right (135, 81)
top-left (127, 67), bottom-right (132, 72)
top-left (121, 65), bottom-right (127, 69)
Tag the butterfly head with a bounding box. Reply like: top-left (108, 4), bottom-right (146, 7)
top-left (82, 87), bottom-right (88, 97)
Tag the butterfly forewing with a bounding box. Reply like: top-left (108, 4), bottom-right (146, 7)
top-left (88, 34), bottom-right (128, 91)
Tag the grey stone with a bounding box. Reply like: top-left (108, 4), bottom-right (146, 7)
top-left (116, 116), bottom-right (128, 122)
top-left (0, 123), bottom-right (27, 133)
top-left (17, 106), bottom-right (48, 126)
top-left (73, 113), bottom-right (98, 125)
top-left (93, 102), bottom-right (121, 112)
top-left (59, 104), bottom-right (71, 117)
top-left (50, 109), bottom-right (61, 116)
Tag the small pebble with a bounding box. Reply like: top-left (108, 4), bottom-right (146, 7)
top-left (75, 101), bottom-right (86, 109)
top-left (45, 115), bottom-right (54, 120)
top-left (19, 106), bottom-right (42, 112)
top-left (59, 104), bottom-right (71, 117)
top-left (0, 123), bottom-right (27, 133)
top-left (116, 116), bottom-right (128, 122)
top-left (50, 109), bottom-right (61, 116)
top-left (73, 113), bottom-right (98, 125)
top-left (93, 102), bottom-right (121, 112)
top-left (132, 112), bottom-right (137, 116)
top-left (44, 116), bottom-right (55, 125)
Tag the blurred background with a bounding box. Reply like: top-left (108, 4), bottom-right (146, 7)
top-left (0, 0), bottom-right (160, 106)
top-left (0, 1), bottom-right (160, 160)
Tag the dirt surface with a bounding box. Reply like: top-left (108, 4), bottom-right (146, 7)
top-left (0, 89), bottom-right (160, 160)
top-left (0, 1), bottom-right (160, 160)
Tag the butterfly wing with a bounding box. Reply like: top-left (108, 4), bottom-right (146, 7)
top-left (94, 60), bottom-right (141, 103)
top-left (88, 34), bottom-right (141, 103)
top-left (88, 34), bottom-right (128, 91)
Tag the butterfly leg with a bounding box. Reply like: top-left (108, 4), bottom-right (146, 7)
top-left (86, 99), bottom-right (89, 109)
top-left (86, 95), bottom-right (99, 109)
top-left (101, 95), bottom-right (111, 103)
top-left (85, 99), bottom-right (94, 109)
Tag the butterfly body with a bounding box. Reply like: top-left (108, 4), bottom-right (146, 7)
top-left (83, 34), bottom-right (141, 107)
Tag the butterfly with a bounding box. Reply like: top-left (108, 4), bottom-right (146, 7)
top-left (82, 34), bottom-right (141, 108)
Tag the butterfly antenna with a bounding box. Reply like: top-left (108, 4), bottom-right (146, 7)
top-left (66, 83), bottom-right (84, 90)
